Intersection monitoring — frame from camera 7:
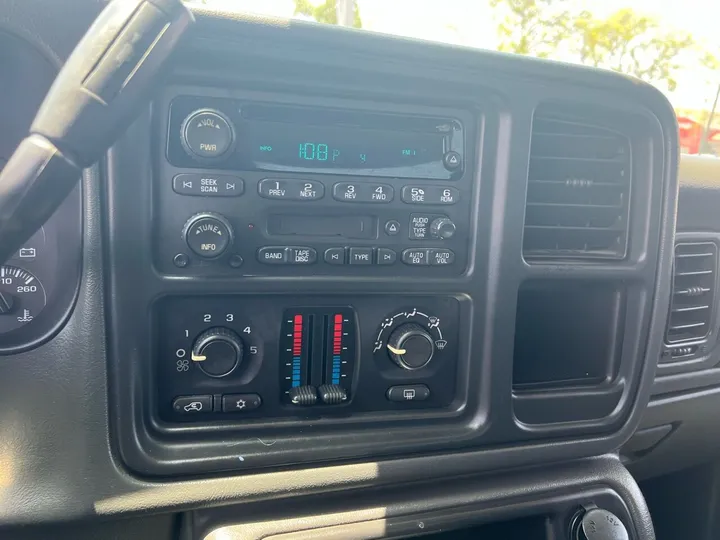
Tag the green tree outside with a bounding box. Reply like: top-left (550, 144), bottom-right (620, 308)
top-left (489, 0), bottom-right (695, 93)
top-left (294, 0), bottom-right (361, 28)
top-left (489, 0), bottom-right (571, 58)
top-left (571, 8), bottom-right (693, 91)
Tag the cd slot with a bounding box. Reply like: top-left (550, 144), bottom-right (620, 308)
top-left (241, 103), bottom-right (452, 133)
top-left (267, 214), bottom-right (377, 239)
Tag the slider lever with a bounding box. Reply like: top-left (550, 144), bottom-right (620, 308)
top-left (318, 384), bottom-right (348, 405)
top-left (288, 385), bottom-right (318, 406)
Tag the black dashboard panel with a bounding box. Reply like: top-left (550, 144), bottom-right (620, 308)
top-left (625, 156), bottom-right (720, 481)
top-left (0, 0), bottom-right (682, 533)
top-left (103, 11), bottom-right (677, 478)
top-left (0, 29), bottom-right (82, 353)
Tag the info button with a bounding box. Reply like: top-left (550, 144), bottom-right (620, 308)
top-left (173, 174), bottom-right (244, 197)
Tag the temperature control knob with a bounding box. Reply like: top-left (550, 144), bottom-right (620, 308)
top-left (387, 323), bottom-right (435, 370)
top-left (182, 212), bottom-right (233, 259)
top-left (180, 109), bottom-right (235, 161)
top-left (430, 217), bottom-right (456, 240)
top-left (191, 327), bottom-right (244, 378)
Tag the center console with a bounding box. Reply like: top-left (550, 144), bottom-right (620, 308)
top-left (102, 21), bottom-right (678, 537)
top-left (153, 87), bottom-right (472, 425)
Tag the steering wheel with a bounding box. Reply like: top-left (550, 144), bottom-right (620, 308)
top-left (0, 0), bottom-right (193, 263)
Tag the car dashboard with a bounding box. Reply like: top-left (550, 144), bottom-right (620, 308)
top-left (1, 1), bottom-right (719, 539)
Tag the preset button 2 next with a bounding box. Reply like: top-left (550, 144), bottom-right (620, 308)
top-left (258, 179), bottom-right (324, 201)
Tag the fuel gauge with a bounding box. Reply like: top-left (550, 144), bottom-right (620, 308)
top-left (0, 266), bottom-right (47, 334)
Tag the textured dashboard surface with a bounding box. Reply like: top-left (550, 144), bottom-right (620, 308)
top-left (0, 0), bottom-right (669, 534)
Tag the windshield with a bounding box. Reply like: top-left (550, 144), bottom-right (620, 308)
top-left (188, 0), bottom-right (720, 156)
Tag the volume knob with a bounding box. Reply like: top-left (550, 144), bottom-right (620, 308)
top-left (180, 109), bottom-right (235, 161)
top-left (182, 212), bottom-right (233, 259)
top-left (191, 327), bottom-right (244, 378)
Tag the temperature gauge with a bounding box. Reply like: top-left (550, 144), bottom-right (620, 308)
top-left (0, 266), bottom-right (47, 334)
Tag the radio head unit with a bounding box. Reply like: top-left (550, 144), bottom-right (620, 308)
top-left (156, 89), bottom-right (475, 277)
top-left (167, 97), bottom-right (465, 180)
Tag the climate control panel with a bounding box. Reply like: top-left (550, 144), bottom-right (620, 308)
top-left (156, 295), bottom-right (460, 423)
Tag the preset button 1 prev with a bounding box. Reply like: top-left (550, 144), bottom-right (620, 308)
top-left (258, 179), bottom-right (324, 201)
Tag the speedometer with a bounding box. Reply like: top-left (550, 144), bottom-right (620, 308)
top-left (0, 266), bottom-right (47, 334)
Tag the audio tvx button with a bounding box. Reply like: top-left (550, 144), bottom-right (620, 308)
top-left (401, 186), bottom-right (460, 205)
top-left (173, 173), bottom-right (244, 197)
top-left (258, 179), bottom-right (324, 201)
top-left (333, 182), bottom-right (394, 203)
top-left (409, 214), bottom-right (436, 240)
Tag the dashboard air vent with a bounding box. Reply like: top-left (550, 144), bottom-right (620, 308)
top-left (523, 107), bottom-right (631, 260)
top-left (666, 242), bottom-right (718, 344)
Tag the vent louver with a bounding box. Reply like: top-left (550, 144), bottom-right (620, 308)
top-left (523, 108), bottom-right (631, 260)
top-left (666, 242), bottom-right (718, 344)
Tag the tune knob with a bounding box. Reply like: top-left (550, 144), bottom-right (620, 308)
top-left (430, 217), bottom-right (456, 239)
top-left (387, 323), bottom-right (435, 370)
top-left (191, 327), bottom-right (244, 378)
top-left (182, 212), bottom-right (233, 259)
top-left (180, 108), bottom-right (235, 161)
